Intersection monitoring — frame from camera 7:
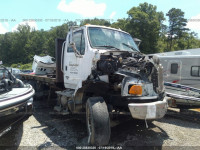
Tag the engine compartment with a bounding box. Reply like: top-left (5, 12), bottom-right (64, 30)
top-left (91, 51), bottom-right (164, 97)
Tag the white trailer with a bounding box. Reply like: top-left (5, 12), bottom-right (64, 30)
top-left (157, 48), bottom-right (200, 56)
top-left (158, 55), bottom-right (200, 89)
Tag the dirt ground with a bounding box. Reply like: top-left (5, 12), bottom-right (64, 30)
top-left (0, 101), bottom-right (200, 150)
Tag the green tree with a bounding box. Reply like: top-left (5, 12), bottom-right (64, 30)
top-left (0, 32), bottom-right (15, 64)
top-left (1, 8), bottom-right (199, 67)
top-left (46, 23), bottom-right (72, 56)
top-left (111, 18), bottom-right (128, 31)
top-left (11, 24), bottom-right (31, 64)
top-left (24, 29), bottom-right (48, 62)
top-left (115, 2), bottom-right (165, 54)
top-left (174, 32), bottom-right (200, 50)
top-left (80, 18), bottom-right (111, 26)
top-left (166, 8), bottom-right (188, 51)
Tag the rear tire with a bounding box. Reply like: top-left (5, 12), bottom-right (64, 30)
top-left (86, 97), bottom-right (110, 146)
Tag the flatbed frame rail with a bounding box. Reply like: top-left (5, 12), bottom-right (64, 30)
top-left (21, 74), bottom-right (56, 85)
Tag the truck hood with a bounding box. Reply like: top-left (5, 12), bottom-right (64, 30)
top-left (97, 49), bottom-right (140, 55)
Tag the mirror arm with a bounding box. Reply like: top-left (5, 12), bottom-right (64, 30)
top-left (71, 43), bottom-right (83, 58)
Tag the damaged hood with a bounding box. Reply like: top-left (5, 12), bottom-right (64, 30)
top-left (97, 49), bottom-right (140, 55)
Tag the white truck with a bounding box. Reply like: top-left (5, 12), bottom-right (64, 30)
top-left (21, 25), bottom-right (168, 145)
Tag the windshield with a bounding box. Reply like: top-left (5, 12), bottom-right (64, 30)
top-left (88, 27), bottom-right (139, 52)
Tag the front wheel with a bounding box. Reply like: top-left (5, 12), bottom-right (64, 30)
top-left (86, 97), bottom-right (110, 146)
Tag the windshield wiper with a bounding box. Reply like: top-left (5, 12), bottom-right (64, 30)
top-left (95, 45), bottom-right (121, 51)
top-left (122, 43), bottom-right (139, 52)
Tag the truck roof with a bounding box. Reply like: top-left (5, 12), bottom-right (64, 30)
top-left (157, 55), bottom-right (200, 59)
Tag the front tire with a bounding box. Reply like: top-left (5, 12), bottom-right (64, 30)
top-left (86, 97), bottom-right (110, 146)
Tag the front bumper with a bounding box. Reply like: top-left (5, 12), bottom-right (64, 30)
top-left (128, 97), bottom-right (168, 120)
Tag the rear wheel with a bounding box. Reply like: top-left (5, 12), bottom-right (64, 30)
top-left (86, 97), bottom-right (110, 146)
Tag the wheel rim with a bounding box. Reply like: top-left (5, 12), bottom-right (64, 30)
top-left (87, 105), bottom-right (92, 144)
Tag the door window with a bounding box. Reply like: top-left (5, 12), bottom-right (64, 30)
top-left (67, 30), bottom-right (85, 55)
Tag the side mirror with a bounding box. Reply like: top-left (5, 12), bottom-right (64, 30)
top-left (133, 38), bottom-right (141, 47)
top-left (69, 26), bottom-right (82, 58)
top-left (69, 27), bottom-right (74, 45)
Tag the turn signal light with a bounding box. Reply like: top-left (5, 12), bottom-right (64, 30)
top-left (129, 85), bottom-right (142, 96)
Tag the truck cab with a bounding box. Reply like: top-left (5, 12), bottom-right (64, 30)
top-left (57, 25), bottom-right (167, 145)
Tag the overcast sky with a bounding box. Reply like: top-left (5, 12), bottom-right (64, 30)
top-left (0, 0), bottom-right (200, 36)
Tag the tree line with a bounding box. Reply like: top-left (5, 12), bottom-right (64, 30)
top-left (0, 2), bottom-right (200, 67)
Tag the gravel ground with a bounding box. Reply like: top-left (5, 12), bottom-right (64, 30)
top-left (0, 101), bottom-right (200, 150)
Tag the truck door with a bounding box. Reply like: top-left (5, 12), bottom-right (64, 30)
top-left (166, 60), bottom-right (182, 84)
top-left (63, 28), bottom-right (93, 90)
